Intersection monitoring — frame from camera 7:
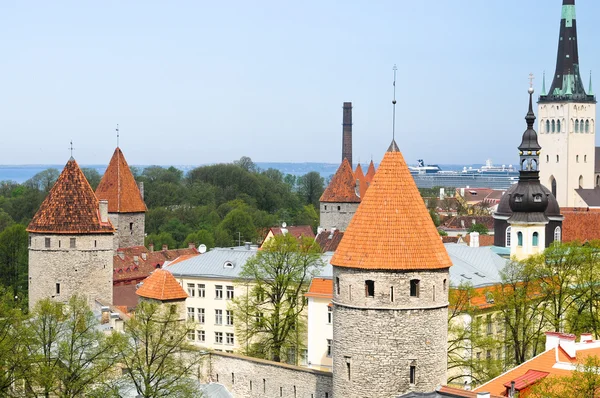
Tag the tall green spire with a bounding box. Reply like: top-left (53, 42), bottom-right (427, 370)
top-left (589, 71), bottom-right (594, 95)
top-left (541, 71), bottom-right (547, 96)
top-left (564, 73), bottom-right (572, 95)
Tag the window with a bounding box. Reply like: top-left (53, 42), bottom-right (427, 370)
top-left (345, 356), bottom-right (351, 380)
top-left (327, 306), bottom-right (332, 324)
top-left (577, 155), bottom-right (580, 163)
top-left (546, 154), bottom-right (549, 163)
top-left (579, 175), bottom-right (584, 188)
top-left (348, 285), bottom-right (352, 300)
top-left (514, 194), bottom-right (523, 203)
top-left (226, 310), bottom-right (234, 326)
top-left (226, 286), bottom-right (234, 300)
top-left (187, 283), bottom-right (195, 297)
top-left (410, 279), bottom-right (420, 297)
top-left (187, 307), bottom-right (195, 321)
top-left (198, 308), bottom-right (205, 324)
top-left (551, 120), bottom-right (556, 133)
top-left (198, 284), bottom-right (205, 298)
top-left (534, 194), bottom-right (542, 202)
top-left (551, 177), bottom-right (557, 196)
top-left (486, 314), bottom-right (492, 335)
top-left (69, 238), bottom-right (76, 248)
top-left (433, 285), bottom-right (436, 302)
top-left (255, 312), bottom-right (264, 327)
top-left (443, 279), bottom-right (447, 292)
top-left (231, 373), bottom-right (235, 384)
top-left (576, 119), bottom-right (580, 133)
top-left (263, 379), bottom-right (266, 393)
top-left (586, 120), bottom-right (590, 133)
top-left (215, 309), bottom-right (223, 325)
top-left (45, 238), bottom-right (51, 248)
top-left (556, 155), bottom-right (559, 163)
top-left (129, 222), bottom-right (133, 231)
top-left (226, 332), bottom-right (234, 345)
top-left (188, 330), bottom-right (195, 341)
top-left (28, 236), bottom-right (31, 247)
top-left (337, 206), bottom-right (341, 211)
top-left (324, 205), bottom-right (327, 210)
top-left (557, 119), bottom-right (561, 132)
top-left (336, 277), bottom-right (340, 295)
top-left (58, 240), bottom-right (61, 248)
top-left (506, 226), bottom-right (512, 247)
top-left (517, 232), bottom-right (523, 247)
top-left (585, 155), bottom-right (588, 163)
top-left (215, 332), bottom-right (223, 344)
top-left (554, 226), bottom-right (562, 243)
top-left (56, 283), bottom-right (60, 295)
top-left (532, 232), bottom-right (539, 246)
top-left (327, 339), bottom-right (332, 357)
top-left (365, 280), bottom-right (374, 297)
top-left (486, 350), bottom-right (492, 361)
top-left (409, 365), bottom-right (416, 385)
top-left (546, 120), bottom-right (550, 133)
top-left (215, 285), bottom-right (223, 299)
top-left (197, 330), bottom-right (205, 342)
top-left (390, 286), bottom-right (394, 302)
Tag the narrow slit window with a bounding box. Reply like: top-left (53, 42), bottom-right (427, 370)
top-left (336, 277), bottom-right (340, 295)
top-left (56, 283), bottom-right (60, 295)
top-left (410, 365), bottom-right (416, 384)
top-left (365, 280), bottom-right (374, 297)
top-left (410, 279), bottom-right (420, 297)
top-left (390, 286), bottom-right (394, 302)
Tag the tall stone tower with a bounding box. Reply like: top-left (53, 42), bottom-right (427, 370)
top-left (342, 102), bottom-right (353, 168)
top-left (319, 158), bottom-right (361, 232)
top-left (27, 157), bottom-right (115, 310)
top-left (538, 0), bottom-right (596, 207)
top-left (331, 140), bottom-right (452, 397)
top-left (95, 147), bottom-right (147, 250)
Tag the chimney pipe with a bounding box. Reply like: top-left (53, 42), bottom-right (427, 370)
top-left (99, 200), bottom-right (109, 223)
top-left (470, 232), bottom-right (480, 248)
top-left (342, 102), bottom-right (353, 168)
top-left (149, 243), bottom-right (154, 252)
top-left (138, 181), bottom-right (145, 200)
top-left (188, 242), bottom-right (195, 250)
top-left (162, 244), bottom-right (168, 251)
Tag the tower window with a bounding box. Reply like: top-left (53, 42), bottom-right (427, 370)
top-left (556, 155), bottom-right (559, 163)
top-left (410, 279), bottom-right (420, 297)
top-left (517, 232), bottom-right (523, 247)
top-left (575, 119), bottom-right (580, 133)
top-left (585, 155), bottom-right (588, 163)
top-left (337, 206), bottom-right (341, 211)
top-left (551, 177), bottom-right (557, 197)
top-left (390, 286), bottom-right (394, 302)
top-left (365, 280), bottom-right (374, 297)
top-left (433, 285), bottom-right (436, 301)
top-left (70, 238), bottom-right (76, 248)
top-left (577, 155), bottom-right (580, 163)
top-left (533, 232), bottom-right (539, 247)
top-left (557, 119), bottom-right (561, 132)
top-left (551, 120), bottom-right (556, 133)
top-left (554, 226), bottom-right (562, 243)
top-left (327, 339), bottom-right (332, 357)
top-left (409, 365), bottom-right (416, 385)
top-left (324, 205), bottom-right (327, 210)
top-left (443, 279), bottom-right (447, 292)
top-left (546, 155), bottom-right (549, 163)
top-left (56, 283), bottom-right (60, 295)
top-left (534, 194), bottom-right (542, 203)
top-left (579, 175), bottom-right (584, 188)
top-left (336, 277), bottom-right (340, 295)
top-left (506, 226), bottom-right (512, 247)
top-left (45, 238), bottom-right (50, 248)
top-left (345, 356), bottom-right (351, 380)
top-left (586, 120), bottom-right (590, 133)
top-left (327, 306), bottom-right (332, 324)
top-left (546, 120), bottom-right (550, 133)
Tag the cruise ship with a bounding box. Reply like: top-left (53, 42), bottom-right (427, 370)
top-left (409, 159), bottom-right (519, 189)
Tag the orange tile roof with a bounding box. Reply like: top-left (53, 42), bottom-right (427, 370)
top-left (319, 158), bottom-right (360, 203)
top-left (562, 210), bottom-right (600, 243)
top-left (136, 269), bottom-right (188, 301)
top-left (96, 147), bottom-right (147, 213)
top-left (305, 278), bottom-right (333, 298)
top-left (354, 164), bottom-right (365, 181)
top-left (503, 369), bottom-right (549, 390)
top-left (438, 386), bottom-right (503, 398)
top-left (354, 163), bottom-right (369, 198)
top-left (27, 158), bottom-right (115, 234)
top-left (331, 141), bottom-right (453, 270)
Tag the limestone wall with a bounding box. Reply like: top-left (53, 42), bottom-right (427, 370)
top-left (28, 233), bottom-right (114, 310)
top-left (202, 351), bottom-right (332, 398)
top-left (109, 212), bottom-right (145, 250)
top-left (319, 202), bottom-right (359, 232)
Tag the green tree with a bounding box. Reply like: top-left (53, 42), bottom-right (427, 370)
top-left (214, 226), bottom-right (234, 247)
top-left (233, 156), bottom-right (257, 173)
top-left (24, 168), bottom-right (60, 193)
top-left (219, 208), bottom-right (257, 244)
top-left (145, 232), bottom-right (177, 251)
top-left (82, 168), bottom-right (102, 190)
top-left (0, 287), bottom-right (27, 397)
top-left (467, 223), bottom-right (489, 235)
top-left (0, 224), bottom-right (28, 301)
top-left (119, 301), bottom-right (202, 398)
top-left (0, 209), bottom-right (14, 232)
top-left (184, 229), bottom-right (215, 250)
top-left (233, 234), bottom-right (324, 363)
top-left (160, 218), bottom-right (192, 248)
top-left (297, 171), bottom-right (324, 209)
top-left (293, 205), bottom-right (319, 232)
top-left (529, 355), bottom-right (600, 398)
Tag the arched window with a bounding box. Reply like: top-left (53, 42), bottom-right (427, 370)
top-left (506, 226), bottom-right (512, 248)
top-left (557, 119), bottom-right (561, 132)
top-left (556, 155), bottom-right (559, 163)
top-left (585, 155), bottom-right (588, 163)
top-left (546, 120), bottom-right (550, 133)
top-left (551, 177), bottom-right (557, 197)
top-left (410, 279), bottom-right (420, 297)
top-left (575, 119), bottom-right (580, 133)
top-left (586, 120), bottom-right (590, 133)
top-left (517, 232), bottom-right (523, 247)
top-left (554, 226), bottom-right (562, 243)
top-left (577, 155), bottom-right (580, 163)
top-left (597, 175), bottom-right (600, 187)
top-left (532, 232), bottom-right (539, 247)
top-left (552, 120), bottom-right (556, 133)
top-left (532, 159), bottom-right (537, 170)
top-left (546, 154), bottom-right (549, 163)
top-left (579, 175), bottom-right (584, 188)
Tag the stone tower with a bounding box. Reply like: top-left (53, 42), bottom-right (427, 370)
top-left (331, 140), bottom-right (452, 397)
top-left (95, 147), bottom-right (147, 250)
top-left (319, 158), bottom-right (361, 232)
top-left (494, 89), bottom-right (563, 255)
top-left (538, 0), bottom-right (596, 207)
top-left (342, 102), bottom-right (353, 168)
top-left (27, 157), bottom-right (115, 310)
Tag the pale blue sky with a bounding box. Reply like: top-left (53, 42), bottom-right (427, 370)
top-left (1, 0), bottom-right (599, 166)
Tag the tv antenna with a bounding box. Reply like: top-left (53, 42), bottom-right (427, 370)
top-left (69, 141), bottom-right (74, 158)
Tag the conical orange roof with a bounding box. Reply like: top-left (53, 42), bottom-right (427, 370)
top-left (354, 164), bottom-right (368, 199)
top-left (319, 158), bottom-right (360, 203)
top-left (331, 141), bottom-right (452, 270)
top-left (354, 164), bottom-right (365, 181)
top-left (365, 160), bottom-right (376, 183)
top-left (136, 269), bottom-right (188, 301)
top-left (96, 148), bottom-right (146, 213)
top-left (27, 158), bottom-right (115, 234)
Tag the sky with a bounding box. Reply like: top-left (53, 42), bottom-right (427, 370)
top-left (1, 0), bottom-right (599, 167)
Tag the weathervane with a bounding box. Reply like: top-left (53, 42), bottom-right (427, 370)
top-left (116, 124), bottom-right (120, 148)
top-left (69, 141), bottom-right (74, 158)
top-left (528, 73), bottom-right (535, 89)
top-left (392, 64), bottom-right (398, 141)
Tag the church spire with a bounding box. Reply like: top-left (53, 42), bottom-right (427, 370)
top-left (540, 0), bottom-right (595, 103)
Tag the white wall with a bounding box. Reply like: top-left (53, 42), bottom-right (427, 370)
top-left (307, 296), bottom-right (333, 370)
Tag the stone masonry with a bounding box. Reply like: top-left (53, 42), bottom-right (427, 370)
top-left (109, 212), bottom-right (145, 250)
top-left (332, 267), bottom-right (449, 397)
top-left (28, 233), bottom-right (113, 310)
top-left (320, 202), bottom-right (359, 232)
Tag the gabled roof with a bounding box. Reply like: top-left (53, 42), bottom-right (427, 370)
top-left (575, 187), bottom-right (600, 207)
top-left (27, 158), bottom-right (115, 234)
top-left (319, 158), bottom-right (360, 203)
top-left (365, 160), bottom-right (376, 183)
top-left (315, 229), bottom-right (344, 252)
top-left (95, 147), bottom-right (147, 213)
top-left (305, 278), bottom-right (333, 299)
top-left (503, 369), bottom-right (549, 391)
top-left (136, 269), bottom-right (188, 301)
top-left (269, 226), bottom-right (315, 239)
top-left (332, 141), bottom-right (452, 270)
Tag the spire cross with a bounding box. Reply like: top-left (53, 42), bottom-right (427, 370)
top-left (392, 64), bottom-right (398, 141)
top-left (116, 124), bottom-right (120, 147)
top-left (528, 73), bottom-right (535, 89)
top-left (69, 141), bottom-right (74, 158)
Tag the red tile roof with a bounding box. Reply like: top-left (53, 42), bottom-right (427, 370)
top-left (332, 142), bottom-right (452, 270)
top-left (113, 246), bottom-right (198, 285)
top-left (354, 164), bottom-right (369, 199)
top-left (438, 386), bottom-right (503, 398)
top-left (562, 209), bottom-right (600, 242)
top-left (269, 226), bottom-right (315, 239)
top-left (305, 278), bottom-right (333, 299)
top-left (136, 269), bottom-right (188, 301)
top-left (95, 147), bottom-right (147, 213)
top-left (27, 158), bottom-right (115, 234)
top-left (462, 234), bottom-right (495, 247)
top-left (503, 369), bottom-right (549, 391)
top-left (319, 158), bottom-right (360, 203)
top-left (315, 229), bottom-right (344, 252)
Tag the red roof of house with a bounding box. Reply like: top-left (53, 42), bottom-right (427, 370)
top-left (95, 147), bottom-right (147, 213)
top-left (332, 141), bottom-right (452, 270)
top-left (503, 369), bottom-right (549, 391)
top-left (562, 209), bottom-right (600, 242)
top-left (113, 246), bottom-right (198, 285)
top-left (136, 269), bottom-right (188, 301)
top-left (315, 229), bottom-right (344, 252)
top-left (305, 278), bottom-right (333, 299)
top-left (27, 158), bottom-right (115, 234)
top-left (269, 226), bottom-right (315, 239)
top-left (319, 158), bottom-right (360, 203)
top-left (462, 234), bottom-right (495, 247)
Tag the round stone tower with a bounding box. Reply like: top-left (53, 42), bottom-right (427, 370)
top-left (331, 140), bottom-right (452, 397)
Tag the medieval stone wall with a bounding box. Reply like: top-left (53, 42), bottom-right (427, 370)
top-left (201, 351), bottom-right (332, 398)
top-left (28, 233), bottom-right (114, 310)
top-left (320, 202), bottom-right (359, 232)
top-left (332, 267), bottom-right (449, 397)
top-left (108, 212), bottom-right (145, 250)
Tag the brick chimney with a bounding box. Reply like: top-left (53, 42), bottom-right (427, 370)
top-left (162, 244), bottom-right (168, 251)
top-left (149, 243), bottom-right (154, 252)
top-left (99, 200), bottom-right (109, 223)
top-left (342, 102), bottom-right (352, 168)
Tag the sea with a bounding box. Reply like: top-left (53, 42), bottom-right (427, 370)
top-left (0, 163), bottom-right (482, 184)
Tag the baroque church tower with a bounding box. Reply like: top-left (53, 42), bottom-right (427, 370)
top-left (331, 140), bottom-right (452, 397)
top-left (538, 0), bottom-right (596, 207)
top-left (95, 147), bottom-right (147, 250)
top-left (27, 157), bottom-right (115, 310)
